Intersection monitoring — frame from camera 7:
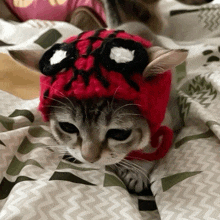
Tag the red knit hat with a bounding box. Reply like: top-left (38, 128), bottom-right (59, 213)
top-left (38, 29), bottom-right (173, 161)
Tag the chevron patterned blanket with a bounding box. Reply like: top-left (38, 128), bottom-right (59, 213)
top-left (0, 0), bottom-right (220, 219)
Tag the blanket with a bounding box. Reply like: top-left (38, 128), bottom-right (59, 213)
top-left (0, 1), bottom-right (220, 219)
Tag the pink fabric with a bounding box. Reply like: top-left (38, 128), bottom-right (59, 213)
top-left (5, 0), bottom-right (105, 22)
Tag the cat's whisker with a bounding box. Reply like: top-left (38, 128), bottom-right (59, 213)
top-left (40, 82), bottom-right (75, 109)
top-left (63, 155), bottom-right (73, 160)
top-left (46, 112), bottom-right (64, 118)
top-left (121, 160), bottom-right (149, 177)
top-left (124, 155), bottom-right (151, 160)
top-left (49, 148), bottom-right (67, 154)
top-left (47, 149), bottom-right (67, 157)
top-left (63, 155), bottom-right (74, 159)
top-left (47, 145), bottom-right (68, 153)
top-left (44, 105), bottom-right (72, 111)
top-left (110, 86), bottom-right (121, 111)
top-left (107, 100), bottom-right (111, 112)
top-left (118, 113), bottom-right (143, 118)
top-left (119, 159), bottom-right (149, 180)
top-left (120, 159), bottom-right (143, 171)
top-left (114, 162), bottom-right (140, 180)
top-left (40, 82), bottom-right (66, 97)
top-left (113, 103), bottom-right (142, 116)
top-left (112, 163), bottom-right (127, 174)
top-left (114, 118), bottom-right (126, 124)
top-left (63, 154), bottom-right (78, 163)
top-left (43, 96), bottom-right (73, 111)
top-left (120, 163), bottom-right (149, 181)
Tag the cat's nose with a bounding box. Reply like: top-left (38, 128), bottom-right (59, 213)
top-left (82, 153), bottom-right (100, 163)
top-left (81, 145), bottom-right (101, 163)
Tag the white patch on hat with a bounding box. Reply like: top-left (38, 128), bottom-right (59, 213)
top-left (110, 47), bottom-right (135, 63)
top-left (50, 50), bottom-right (67, 65)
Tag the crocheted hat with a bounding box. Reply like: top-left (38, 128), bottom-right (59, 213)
top-left (38, 29), bottom-right (173, 161)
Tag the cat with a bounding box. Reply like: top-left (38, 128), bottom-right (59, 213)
top-left (7, 0), bottom-right (188, 194)
top-left (49, 96), bottom-right (165, 193)
top-left (9, 32), bottom-right (187, 194)
top-left (49, 98), bottom-right (154, 192)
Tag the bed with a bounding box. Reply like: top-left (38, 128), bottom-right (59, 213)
top-left (0, 0), bottom-right (220, 219)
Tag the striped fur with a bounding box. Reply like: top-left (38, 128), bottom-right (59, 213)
top-left (49, 97), bottom-right (155, 193)
top-left (49, 97), bottom-right (152, 165)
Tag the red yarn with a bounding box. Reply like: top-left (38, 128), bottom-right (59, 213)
top-left (125, 126), bottom-right (173, 161)
top-left (38, 29), bottom-right (173, 161)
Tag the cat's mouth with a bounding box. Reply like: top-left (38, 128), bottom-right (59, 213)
top-left (65, 146), bottom-right (128, 166)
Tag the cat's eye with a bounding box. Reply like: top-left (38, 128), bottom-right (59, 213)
top-left (106, 129), bottom-right (132, 141)
top-left (59, 122), bottom-right (79, 134)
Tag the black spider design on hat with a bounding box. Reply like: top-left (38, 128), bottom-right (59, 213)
top-left (39, 29), bottom-right (149, 91)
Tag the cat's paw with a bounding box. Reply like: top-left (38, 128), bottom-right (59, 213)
top-left (121, 168), bottom-right (149, 193)
top-left (112, 163), bottom-right (150, 193)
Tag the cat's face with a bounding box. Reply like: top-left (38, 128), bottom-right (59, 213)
top-left (49, 97), bottom-right (151, 166)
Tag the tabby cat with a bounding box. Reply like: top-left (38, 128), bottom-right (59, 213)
top-left (8, 0), bottom-right (189, 193)
top-left (9, 40), bottom-right (187, 194)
